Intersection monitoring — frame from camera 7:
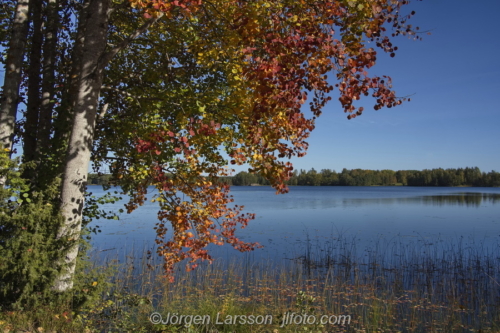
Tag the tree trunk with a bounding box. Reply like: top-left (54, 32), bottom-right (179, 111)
top-left (37, 0), bottom-right (58, 154)
top-left (51, 0), bottom-right (87, 158)
top-left (36, 0), bottom-right (59, 188)
top-left (22, 0), bottom-right (43, 177)
top-left (54, 0), bottom-right (110, 292)
top-left (53, 0), bottom-right (159, 292)
top-left (0, 0), bottom-right (30, 177)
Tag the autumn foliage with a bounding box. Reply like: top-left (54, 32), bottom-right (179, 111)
top-left (89, 0), bottom-right (422, 279)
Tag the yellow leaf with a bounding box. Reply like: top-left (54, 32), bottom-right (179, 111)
top-left (92, 281), bottom-right (98, 286)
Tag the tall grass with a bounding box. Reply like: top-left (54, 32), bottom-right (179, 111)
top-left (1, 236), bottom-right (499, 332)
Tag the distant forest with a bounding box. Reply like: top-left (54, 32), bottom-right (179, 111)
top-left (89, 167), bottom-right (500, 187)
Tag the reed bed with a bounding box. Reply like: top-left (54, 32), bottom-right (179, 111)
top-left (1, 236), bottom-right (499, 332)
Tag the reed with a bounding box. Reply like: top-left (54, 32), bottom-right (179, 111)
top-left (1, 236), bottom-right (499, 332)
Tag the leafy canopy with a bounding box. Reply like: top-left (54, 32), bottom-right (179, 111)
top-left (92, 0), bottom-right (421, 278)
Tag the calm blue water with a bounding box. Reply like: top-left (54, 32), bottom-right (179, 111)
top-left (87, 186), bottom-right (500, 264)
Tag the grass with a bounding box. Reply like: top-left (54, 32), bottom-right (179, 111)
top-left (1, 235), bottom-right (499, 332)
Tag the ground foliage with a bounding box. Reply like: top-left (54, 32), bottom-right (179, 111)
top-left (0, 152), bottom-right (64, 309)
top-left (0, 152), bottom-right (115, 311)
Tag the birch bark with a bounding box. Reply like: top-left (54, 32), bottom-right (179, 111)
top-left (54, 0), bottom-right (110, 292)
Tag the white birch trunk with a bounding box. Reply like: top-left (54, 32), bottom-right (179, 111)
top-left (53, 0), bottom-right (159, 292)
top-left (53, 0), bottom-right (110, 292)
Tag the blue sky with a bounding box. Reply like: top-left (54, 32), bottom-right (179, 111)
top-left (232, 0), bottom-right (500, 174)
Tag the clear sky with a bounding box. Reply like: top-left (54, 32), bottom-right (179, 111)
top-left (233, 0), bottom-right (500, 174)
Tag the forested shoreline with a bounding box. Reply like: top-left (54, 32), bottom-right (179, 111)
top-left (89, 167), bottom-right (500, 187)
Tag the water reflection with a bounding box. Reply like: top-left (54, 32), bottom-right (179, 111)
top-left (346, 192), bottom-right (500, 207)
top-left (89, 187), bottom-right (500, 266)
top-left (246, 191), bottom-right (500, 210)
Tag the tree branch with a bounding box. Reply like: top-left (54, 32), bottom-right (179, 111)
top-left (99, 13), bottom-right (163, 69)
top-left (107, 0), bottom-right (130, 16)
top-left (101, 85), bottom-right (142, 108)
top-left (98, 103), bottom-right (109, 119)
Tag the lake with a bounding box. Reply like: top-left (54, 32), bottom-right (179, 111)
top-left (88, 186), bottom-right (500, 267)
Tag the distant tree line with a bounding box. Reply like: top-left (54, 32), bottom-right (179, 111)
top-left (88, 173), bottom-right (113, 185)
top-left (89, 167), bottom-right (500, 187)
top-left (228, 167), bottom-right (500, 187)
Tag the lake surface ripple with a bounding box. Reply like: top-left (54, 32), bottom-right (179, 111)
top-left (88, 186), bottom-right (500, 265)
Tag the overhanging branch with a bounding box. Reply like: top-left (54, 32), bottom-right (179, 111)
top-left (99, 13), bottom-right (164, 70)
